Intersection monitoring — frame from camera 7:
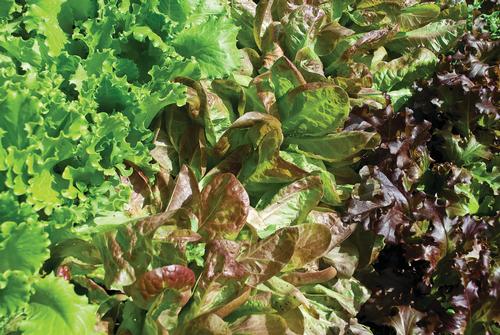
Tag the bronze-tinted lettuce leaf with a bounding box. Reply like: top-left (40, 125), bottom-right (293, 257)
top-left (306, 208), bottom-right (356, 249)
top-left (211, 79), bottom-right (248, 117)
top-left (386, 19), bottom-right (466, 54)
top-left (256, 175), bottom-right (323, 238)
top-left (94, 209), bottom-right (195, 289)
top-left (127, 265), bottom-right (195, 308)
top-left (214, 112), bottom-right (307, 191)
top-left (229, 314), bottom-right (288, 335)
top-left (204, 240), bottom-right (247, 282)
top-left (181, 313), bottom-right (232, 335)
top-left (281, 267), bottom-right (337, 286)
top-left (214, 112), bottom-right (283, 158)
top-left (182, 240), bottom-right (248, 322)
top-left (200, 173), bottom-right (250, 239)
top-left (94, 226), bottom-right (151, 289)
top-left (384, 305), bottom-right (424, 335)
top-left (283, 223), bottom-right (332, 271)
top-left (240, 227), bottom-right (299, 286)
top-left (121, 162), bottom-right (155, 216)
top-left (166, 164), bottom-right (200, 214)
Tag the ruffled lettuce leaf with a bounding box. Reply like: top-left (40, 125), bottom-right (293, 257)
top-left (20, 275), bottom-right (98, 335)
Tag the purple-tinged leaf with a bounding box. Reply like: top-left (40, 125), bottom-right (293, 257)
top-left (200, 173), bottom-right (250, 239)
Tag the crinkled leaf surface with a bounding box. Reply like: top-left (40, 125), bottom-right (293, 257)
top-left (278, 83), bottom-right (350, 137)
top-left (387, 19), bottom-right (466, 54)
top-left (200, 173), bottom-right (250, 239)
top-left (0, 271), bottom-right (31, 322)
top-left (256, 175), bottom-right (323, 238)
top-left (0, 222), bottom-right (50, 274)
top-left (173, 16), bottom-right (241, 78)
top-left (20, 275), bottom-right (98, 335)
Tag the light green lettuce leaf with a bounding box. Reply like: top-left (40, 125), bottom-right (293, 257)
top-left (396, 3), bottom-right (440, 32)
top-left (386, 19), bottom-right (466, 54)
top-left (372, 48), bottom-right (438, 91)
top-left (0, 0), bottom-right (14, 18)
top-left (20, 275), bottom-right (99, 335)
top-left (284, 131), bottom-right (380, 163)
top-left (0, 271), bottom-right (31, 324)
top-left (280, 151), bottom-right (342, 205)
top-left (256, 175), bottom-right (323, 238)
top-left (173, 16), bottom-right (241, 78)
top-left (278, 83), bottom-right (350, 137)
top-left (25, 0), bottom-right (67, 56)
top-left (387, 88), bottom-right (413, 111)
top-left (0, 221), bottom-right (50, 274)
top-left (302, 278), bottom-right (370, 317)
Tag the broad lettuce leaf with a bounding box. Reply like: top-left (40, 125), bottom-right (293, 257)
top-left (278, 83), bottom-right (350, 137)
top-left (386, 19), bottom-right (466, 54)
top-left (173, 16), bottom-right (241, 78)
top-left (256, 175), bottom-right (323, 238)
top-left (20, 275), bottom-right (98, 335)
top-left (284, 131), bottom-right (380, 163)
top-left (372, 48), bottom-right (438, 91)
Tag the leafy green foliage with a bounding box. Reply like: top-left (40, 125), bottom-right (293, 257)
top-left (0, 222), bottom-right (50, 274)
top-left (0, 271), bottom-right (30, 325)
top-left (0, 0), bottom-right (241, 331)
top-left (20, 275), bottom-right (98, 335)
top-left (173, 17), bottom-right (241, 78)
top-left (1, 0), bottom-right (496, 334)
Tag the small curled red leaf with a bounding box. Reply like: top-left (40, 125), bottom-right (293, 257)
top-left (137, 265), bottom-right (195, 301)
top-left (56, 265), bottom-right (71, 281)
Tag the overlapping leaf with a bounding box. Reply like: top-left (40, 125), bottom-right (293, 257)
top-left (1, 0), bottom-right (495, 334)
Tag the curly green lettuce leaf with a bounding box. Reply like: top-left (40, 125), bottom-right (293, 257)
top-left (159, 0), bottom-right (226, 25)
top-left (0, 271), bottom-right (31, 324)
top-left (24, 0), bottom-right (67, 56)
top-left (0, 222), bottom-right (50, 274)
top-left (0, 191), bottom-right (37, 223)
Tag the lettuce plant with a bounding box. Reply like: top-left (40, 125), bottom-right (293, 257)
top-left (0, 0), bottom-right (497, 334)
